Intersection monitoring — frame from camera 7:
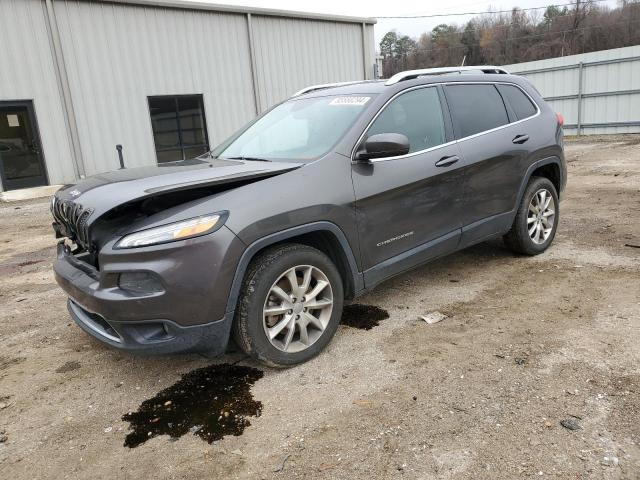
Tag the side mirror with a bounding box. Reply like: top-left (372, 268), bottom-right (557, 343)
top-left (354, 133), bottom-right (410, 162)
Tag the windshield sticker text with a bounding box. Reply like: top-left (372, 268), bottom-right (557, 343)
top-left (329, 96), bottom-right (370, 106)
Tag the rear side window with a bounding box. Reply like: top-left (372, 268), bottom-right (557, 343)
top-left (497, 84), bottom-right (538, 120)
top-left (367, 87), bottom-right (446, 154)
top-left (445, 84), bottom-right (509, 138)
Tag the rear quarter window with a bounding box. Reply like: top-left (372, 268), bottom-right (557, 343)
top-left (498, 84), bottom-right (538, 120)
top-left (444, 84), bottom-right (509, 138)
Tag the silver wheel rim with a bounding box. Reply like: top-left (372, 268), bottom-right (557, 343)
top-left (262, 265), bottom-right (333, 353)
top-left (528, 188), bottom-right (556, 245)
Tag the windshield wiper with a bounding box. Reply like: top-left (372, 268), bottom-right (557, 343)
top-left (224, 156), bottom-right (271, 162)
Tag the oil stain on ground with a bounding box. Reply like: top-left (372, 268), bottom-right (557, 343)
top-left (122, 364), bottom-right (263, 448)
top-left (341, 304), bottom-right (390, 330)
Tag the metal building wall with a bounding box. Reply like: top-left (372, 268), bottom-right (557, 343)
top-left (504, 45), bottom-right (640, 135)
top-left (0, 0), bottom-right (77, 189)
top-left (0, 0), bottom-right (375, 187)
top-left (250, 16), bottom-right (368, 111)
top-left (364, 23), bottom-right (376, 77)
top-left (52, 0), bottom-right (258, 176)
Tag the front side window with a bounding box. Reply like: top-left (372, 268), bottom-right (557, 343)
top-left (214, 95), bottom-right (372, 162)
top-left (367, 87), bottom-right (446, 154)
top-left (497, 84), bottom-right (538, 120)
top-left (445, 84), bottom-right (509, 138)
top-left (149, 95), bottom-right (209, 163)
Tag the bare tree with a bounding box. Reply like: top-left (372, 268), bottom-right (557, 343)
top-left (379, 1), bottom-right (640, 75)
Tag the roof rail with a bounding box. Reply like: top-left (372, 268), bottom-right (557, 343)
top-left (384, 66), bottom-right (509, 86)
top-left (292, 81), bottom-right (365, 97)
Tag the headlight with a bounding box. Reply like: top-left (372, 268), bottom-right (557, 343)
top-left (115, 214), bottom-right (222, 249)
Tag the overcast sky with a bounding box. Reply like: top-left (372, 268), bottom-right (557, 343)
top-left (198, 0), bottom-right (619, 44)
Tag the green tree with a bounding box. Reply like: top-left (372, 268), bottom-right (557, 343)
top-left (395, 35), bottom-right (417, 58)
top-left (379, 31), bottom-right (399, 59)
top-left (542, 5), bottom-right (568, 25)
top-left (461, 21), bottom-right (482, 64)
top-left (431, 24), bottom-right (457, 44)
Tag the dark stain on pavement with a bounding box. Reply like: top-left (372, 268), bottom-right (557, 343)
top-left (122, 364), bottom-right (263, 448)
top-left (341, 304), bottom-right (390, 330)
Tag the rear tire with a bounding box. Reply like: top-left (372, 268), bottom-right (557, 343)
top-left (504, 176), bottom-right (559, 255)
top-left (232, 243), bottom-right (344, 367)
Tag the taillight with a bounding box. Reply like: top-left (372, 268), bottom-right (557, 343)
top-left (556, 112), bottom-right (564, 126)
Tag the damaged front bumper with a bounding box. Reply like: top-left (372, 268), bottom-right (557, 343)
top-left (53, 226), bottom-right (245, 355)
top-left (66, 299), bottom-right (233, 355)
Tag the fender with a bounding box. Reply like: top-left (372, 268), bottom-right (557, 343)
top-left (509, 156), bottom-right (563, 225)
top-left (224, 221), bottom-right (364, 314)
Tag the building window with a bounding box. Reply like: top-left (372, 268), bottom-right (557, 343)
top-left (148, 95), bottom-right (209, 163)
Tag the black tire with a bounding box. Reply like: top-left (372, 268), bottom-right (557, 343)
top-left (504, 176), bottom-right (559, 255)
top-left (232, 243), bottom-right (344, 367)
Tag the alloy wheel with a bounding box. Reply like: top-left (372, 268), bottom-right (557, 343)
top-left (527, 188), bottom-right (556, 244)
top-left (262, 265), bottom-right (334, 353)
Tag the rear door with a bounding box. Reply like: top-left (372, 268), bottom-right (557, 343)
top-left (443, 83), bottom-right (533, 246)
top-left (352, 85), bottom-right (465, 282)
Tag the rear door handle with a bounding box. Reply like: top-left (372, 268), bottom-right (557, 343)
top-left (435, 155), bottom-right (459, 167)
top-left (512, 134), bottom-right (529, 144)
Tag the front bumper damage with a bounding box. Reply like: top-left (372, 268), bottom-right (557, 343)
top-left (66, 299), bottom-right (233, 355)
top-left (53, 225), bottom-right (245, 355)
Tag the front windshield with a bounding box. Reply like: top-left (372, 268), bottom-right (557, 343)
top-left (212, 95), bottom-right (373, 161)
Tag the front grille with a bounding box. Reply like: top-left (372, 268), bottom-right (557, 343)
top-left (51, 196), bottom-right (94, 250)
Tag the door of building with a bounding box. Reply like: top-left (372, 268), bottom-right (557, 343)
top-left (0, 101), bottom-right (48, 191)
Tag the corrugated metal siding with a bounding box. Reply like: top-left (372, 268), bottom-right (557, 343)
top-left (504, 46), bottom-right (640, 135)
top-left (364, 24), bottom-right (376, 79)
top-left (251, 15), bottom-right (365, 111)
top-left (52, 0), bottom-right (257, 175)
top-left (0, 0), bottom-right (76, 188)
top-left (0, 0), bottom-right (375, 186)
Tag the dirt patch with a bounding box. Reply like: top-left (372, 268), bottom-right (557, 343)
top-left (0, 356), bottom-right (25, 372)
top-left (55, 361), bottom-right (81, 373)
top-left (0, 136), bottom-right (639, 479)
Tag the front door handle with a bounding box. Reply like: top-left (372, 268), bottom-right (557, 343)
top-left (435, 155), bottom-right (459, 167)
top-left (512, 134), bottom-right (530, 144)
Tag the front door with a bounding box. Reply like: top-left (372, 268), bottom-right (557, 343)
top-left (352, 86), bottom-right (464, 286)
top-left (0, 102), bottom-right (48, 191)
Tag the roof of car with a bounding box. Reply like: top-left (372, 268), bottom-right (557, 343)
top-left (298, 72), bottom-right (526, 99)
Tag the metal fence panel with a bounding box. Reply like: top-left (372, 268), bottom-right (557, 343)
top-left (504, 45), bottom-right (640, 135)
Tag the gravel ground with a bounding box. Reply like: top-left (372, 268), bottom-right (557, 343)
top-left (0, 135), bottom-right (639, 479)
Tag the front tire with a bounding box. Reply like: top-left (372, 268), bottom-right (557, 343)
top-left (232, 243), bottom-right (344, 367)
top-left (504, 176), bottom-right (559, 255)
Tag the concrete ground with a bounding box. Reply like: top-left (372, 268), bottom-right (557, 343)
top-left (0, 136), bottom-right (639, 479)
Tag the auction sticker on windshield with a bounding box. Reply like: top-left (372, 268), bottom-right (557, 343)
top-left (329, 96), bottom-right (370, 106)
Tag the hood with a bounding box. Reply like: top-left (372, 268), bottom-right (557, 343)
top-left (51, 158), bottom-right (302, 250)
top-left (54, 157), bottom-right (302, 220)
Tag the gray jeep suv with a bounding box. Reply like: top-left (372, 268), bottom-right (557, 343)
top-left (52, 66), bottom-right (566, 366)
